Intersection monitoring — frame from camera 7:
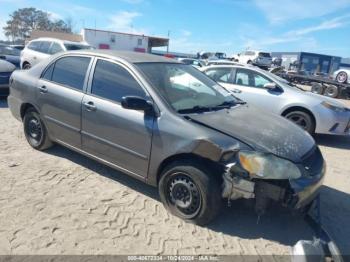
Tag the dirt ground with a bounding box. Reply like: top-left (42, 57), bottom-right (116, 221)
top-left (0, 97), bottom-right (349, 256)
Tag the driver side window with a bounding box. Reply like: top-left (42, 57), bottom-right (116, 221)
top-left (234, 69), bottom-right (273, 89)
top-left (205, 68), bottom-right (232, 83)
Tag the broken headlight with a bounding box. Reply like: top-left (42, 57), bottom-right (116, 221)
top-left (238, 151), bottom-right (301, 180)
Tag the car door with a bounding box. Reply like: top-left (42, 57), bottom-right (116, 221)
top-left (37, 55), bottom-right (92, 148)
top-left (221, 68), bottom-right (284, 114)
top-left (81, 58), bottom-right (154, 178)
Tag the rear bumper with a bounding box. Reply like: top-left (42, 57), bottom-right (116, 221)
top-left (7, 94), bottom-right (22, 121)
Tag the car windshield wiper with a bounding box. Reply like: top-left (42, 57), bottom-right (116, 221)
top-left (177, 105), bottom-right (213, 114)
top-left (214, 100), bottom-right (246, 109)
top-left (178, 100), bottom-right (246, 114)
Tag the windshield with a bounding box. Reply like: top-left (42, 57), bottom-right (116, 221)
top-left (259, 52), bottom-right (271, 58)
top-left (263, 70), bottom-right (305, 91)
top-left (64, 43), bottom-right (92, 50)
top-left (137, 63), bottom-right (239, 113)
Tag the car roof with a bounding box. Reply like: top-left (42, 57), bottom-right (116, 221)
top-left (201, 64), bottom-right (250, 70)
top-left (66, 50), bottom-right (181, 64)
top-left (29, 37), bottom-right (89, 45)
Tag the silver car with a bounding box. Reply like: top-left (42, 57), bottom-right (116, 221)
top-left (8, 50), bottom-right (325, 225)
top-left (202, 65), bottom-right (350, 135)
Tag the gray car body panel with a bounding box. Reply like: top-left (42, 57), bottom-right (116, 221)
top-left (8, 50), bottom-right (317, 187)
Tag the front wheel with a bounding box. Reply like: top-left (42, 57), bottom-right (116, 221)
top-left (285, 111), bottom-right (315, 134)
top-left (23, 108), bottom-right (53, 150)
top-left (336, 71), bottom-right (348, 83)
top-left (159, 160), bottom-right (222, 225)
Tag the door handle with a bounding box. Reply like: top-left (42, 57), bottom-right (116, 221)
top-left (33, 56), bottom-right (37, 59)
top-left (232, 89), bottom-right (242, 94)
top-left (83, 101), bottom-right (97, 111)
top-left (38, 85), bottom-right (48, 93)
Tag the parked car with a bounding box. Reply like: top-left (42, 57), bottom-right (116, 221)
top-left (236, 50), bottom-right (272, 68)
top-left (177, 58), bottom-right (204, 68)
top-left (333, 68), bottom-right (350, 84)
top-left (20, 37), bottom-right (92, 69)
top-left (10, 44), bottom-right (25, 51)
top-left (202, 65), bottom-right (350, 135)
top-left (206, 60), bottom-right (243, 66)
top-left (9, 50), bottom-right (325, 225)
top-left (0, 44), bottom-right (21, 68)
top-left (0, 59), bottom-right (16, 97)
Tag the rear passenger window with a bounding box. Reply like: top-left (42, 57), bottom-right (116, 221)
top-left (51, 56), bottom-right (91, 90)
top-left (42, 63), bottom-right (55, 80)
top-left (27, 41), bottom-right (41, 51)
top-left (39, 41), bottom-right (51, 54)
top-left (49, 43), bottom-right (63, 54)
top-left (91, 60), bottom-right (146, 103)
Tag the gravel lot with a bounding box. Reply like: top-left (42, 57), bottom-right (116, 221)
top-left (0, 97), bottom-right (349, 256)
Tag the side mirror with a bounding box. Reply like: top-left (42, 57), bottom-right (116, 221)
top-left (121, 96), bottom-right (153, 111)
top-left (264, 82), bottom-right (277, 90)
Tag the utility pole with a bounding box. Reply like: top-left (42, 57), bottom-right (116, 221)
top-left (166, 30), bottom-right (170, 54)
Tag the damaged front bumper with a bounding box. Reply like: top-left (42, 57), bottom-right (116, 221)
top-left (222, 159), bottom-right (326, 213)
top-left (221, 162), bottom-right (342, 261)
top-left (292, 196), bottom-right (343, 262)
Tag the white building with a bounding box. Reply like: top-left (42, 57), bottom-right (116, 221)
top-left (81, 28), bottom-right (169, 53)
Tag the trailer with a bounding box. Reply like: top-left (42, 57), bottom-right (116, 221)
top-left (273, 69), bottom-right (350, 99)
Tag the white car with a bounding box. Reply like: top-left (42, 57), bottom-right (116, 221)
top-left (333, 68), bottom-right (350, 84)
top-left (235, 50), bottom-right (272, 68)
top-left (20, 37), bottom-right (92, 69)
top-left (177, 58), bottom-right (204, 68)
top-left (201, 65), bottom-right (350, 135)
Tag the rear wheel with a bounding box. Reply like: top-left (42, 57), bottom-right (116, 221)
top-left (285, 111), bottom-right (315, 134)
top-left (336, 71), bottom-right (348, 83)
top-left (23, 108), bottom-right (53, 150)
top-left (310, 82), bottom-right (324, 95)
top-left (23, 62), bottom-right (31, 70)
top-left (159, 160), bottom-right (222, 225)
top-left (323, 85), bottom-right (339, 98)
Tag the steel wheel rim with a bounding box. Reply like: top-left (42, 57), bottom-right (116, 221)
top-left (26, 116), bottom-right (42, 143)
top-left (167, 172), bottom-right (201, 219)
top-left (337, 72), bottom-right (347, 82)
top-left (287, 114), bottom-right (309, 130)
top-left (326, 86), bottom-right (337, 96)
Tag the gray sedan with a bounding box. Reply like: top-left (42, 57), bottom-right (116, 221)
top-left (202, 65), bottom-right (350, 135)
top-left (8, 50), bottom-right (324, 225)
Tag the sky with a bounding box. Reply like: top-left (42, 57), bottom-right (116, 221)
top-left (1, 0), bottom-right (350, 57)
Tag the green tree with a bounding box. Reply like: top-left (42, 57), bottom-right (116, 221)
top-left (2, 7), bottom-right (72, 41)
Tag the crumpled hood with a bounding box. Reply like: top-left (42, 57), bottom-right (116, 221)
top-left (187, 104), bottom-right (315, 163)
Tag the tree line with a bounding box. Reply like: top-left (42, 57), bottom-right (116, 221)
top-left (2, 7), bottom-right (73, 43)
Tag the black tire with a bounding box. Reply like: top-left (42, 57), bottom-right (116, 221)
top-left (247, 60), bottom-right (253, 65)
top-left (23, 62), bottom-right (31, 70)
top-left (159, 160), bottom-right (222, 225)
top-left (310, 82), bottom-right (324, 95)
top-left (336, 71), bottom-right (348, 83)
top-left (323, 85), bottom-right (339, 98)
top-left (285, 110), bottom-right (315, 134)
top-left (23, 108), bottom-right (53, 150)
